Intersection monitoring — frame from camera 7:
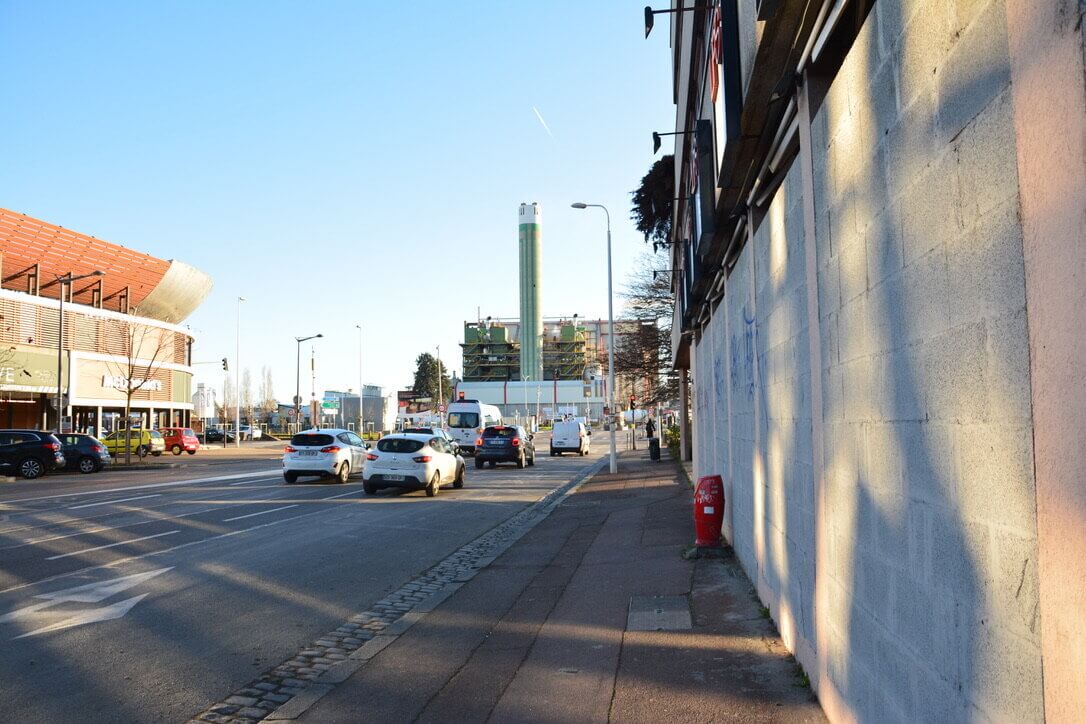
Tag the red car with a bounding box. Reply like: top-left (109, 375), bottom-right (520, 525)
top-left (161, 427), bottom-right (200, 455)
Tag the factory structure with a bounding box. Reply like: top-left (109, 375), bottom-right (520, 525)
top-left (454, 203), bottom-right (650, 422)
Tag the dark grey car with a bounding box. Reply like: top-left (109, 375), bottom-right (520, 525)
top-left (58, 433), bottom-right (113, 473)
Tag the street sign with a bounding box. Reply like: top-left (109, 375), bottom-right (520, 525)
top-left (437, 404), bottom-right (446, 413)
top-left (287, 409), bottom-right (296, 418)
top-left (293, 395), bottom-right (302, 405)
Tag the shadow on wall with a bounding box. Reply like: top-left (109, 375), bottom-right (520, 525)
top-left (815, 0), bottom-right (1040, 720)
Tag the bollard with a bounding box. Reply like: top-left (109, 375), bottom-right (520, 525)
top-left (693, 475), bottom-right (724, 547)
top-left (648, 437), bottom-right (661, 461)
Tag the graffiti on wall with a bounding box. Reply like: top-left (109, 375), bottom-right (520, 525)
top-left (730, 300), bottom-right (757, 400)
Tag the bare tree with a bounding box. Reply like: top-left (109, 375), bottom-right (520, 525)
top-left (258, 366), bottom-right (276, 416)
top-left (106, 316), bottom-right (174, 465)
top-left (617, 252), bottom-right (679, 406)
top-left (241, 368), bottom-right (253, 424)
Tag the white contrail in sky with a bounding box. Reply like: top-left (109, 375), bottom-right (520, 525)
top-left (532, 106), bottom-right (554, 138)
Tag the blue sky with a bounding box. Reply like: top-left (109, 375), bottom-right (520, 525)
top-left (0, 0), bottom-right (673, 400)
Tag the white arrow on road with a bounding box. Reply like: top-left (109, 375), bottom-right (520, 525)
top-left (14, 594), bottom-right (150, 639)
top-left (0, 567), bottom-right (171, 636)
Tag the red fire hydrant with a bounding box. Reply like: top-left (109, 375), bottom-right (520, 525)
top-left (693, 475), bottom-right (725, 547)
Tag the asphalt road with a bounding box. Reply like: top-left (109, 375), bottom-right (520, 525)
top-left (0, 436), bottom-right (605, 722)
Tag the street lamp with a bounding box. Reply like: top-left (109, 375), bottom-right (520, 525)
top-left (55, 270), bottom-right (104, 432)
top-left (571, 202), bottom-right (618, 474)
top-left (295, 333), bottom-right (322, 430)
top-left (356, 324), bottom-right (363, 435)
top-left (235, 297), bottom-right (245, 448)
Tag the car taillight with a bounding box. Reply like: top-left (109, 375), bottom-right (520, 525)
top-left (284, 445), bottom-right (296, 453)
top-left (320, 445), bottom-right (341, 453)
top-left (91, 444), bottom-right (104, 453)
top-left (475, 438), bottom-right (484, 447)
top-left (413, 455), bottom-right (432, 463)
top-left (511, 438), bottom-right (520, 446)
top-left (366, 453), bottom-right (378, 461)
top-left (45, 442), bottom-right (60, 451)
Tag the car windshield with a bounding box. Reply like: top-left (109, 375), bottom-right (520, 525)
top-left (150, 431), bottom-right (163, 439)
top-left (447, 412), bottom-right (479, 428)
top-left (483, 426), bottom-right (517, 438)
top-left (184, 429), bottom-right (195, 436)
top-left (377, 438), bottom-right (425, 453)
top-left (291, 433), bottom-right (334, 447)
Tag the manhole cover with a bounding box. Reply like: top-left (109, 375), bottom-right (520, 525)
top-left (627, 595), bottom-right (691, 631)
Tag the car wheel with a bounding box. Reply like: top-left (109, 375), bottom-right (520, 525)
top-left (516, 453), bottom-right (525, 469)
top-left (527, 454), bottom-right (535, 467)
top-left (425, 472), bottom-right (440, 497)
top-left (488, 460), bottom-right (496, 468)
top-left (337, 462), bottom-right (350, 484)
top-left (171, 445), bottom-right (182, 455)
top-left (78, 456), bottom-right (99, 474)
top-left (475, 457), bottom-right (484, 469)
top-left (151, 451), bottom-right (162, 457)
top-left (363, 480), bottom-right (377, 495)
top-left (136, 445), bottom-right (148, 458)
top-left (187, 449), bottom-right (196, 455)
top-left (453, 465), bottom-right (464, 489)
top-left (284, 472), bottom-right (298, 484)
top-left (550, 449), bottom-right (557, 456)
top-left (19, 458), bottom-right (44, 480)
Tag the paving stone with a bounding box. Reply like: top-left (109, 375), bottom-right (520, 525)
top-left (253, 682), bottom-right (279, 692)
top-left (237, 688), bottom-right (265, 697)
top-left (226, 696), bottom-right (259, 707)
top-left (262, 693), bottom-right (292, 704)
top-left (236, 707), bottom-right (267, 719)
top-left (280, 678), bottom-right (307, 688)
top-left (278, 686), bottom-right (306, 696)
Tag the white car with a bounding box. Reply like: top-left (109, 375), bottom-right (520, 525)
top-left (551, 420), bottom-right (590, 456)
top-left (283, 428), bottom-right (370, 484)
top-left (363, 433), bottom-right (464, 497)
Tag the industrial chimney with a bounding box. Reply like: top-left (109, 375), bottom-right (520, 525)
top-left (518, 202), bottom-right (542, 381)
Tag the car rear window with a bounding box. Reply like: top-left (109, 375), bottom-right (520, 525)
top-left (183, 429), bottom-right (195, 436)
top-left (447, 412), bottom-right (479, 428)
top-left (377, 438), bottom-right (425, 453)
top-left (291, 433), bottom-right (334, 447)
top-left (483, 426), bottom-right (517, 438)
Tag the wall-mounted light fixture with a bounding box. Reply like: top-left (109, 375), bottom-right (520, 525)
top-left (644, 2), bottom-right (708, 38)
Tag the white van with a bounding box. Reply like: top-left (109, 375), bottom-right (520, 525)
top-left (446, 399), bottom-right (503, 454)
top-left (551, 420), bottom-right (590, 456)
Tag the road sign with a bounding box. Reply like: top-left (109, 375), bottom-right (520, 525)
top-left (287, 409), bottom-right (296, 418)
top-left (437, 404), bottom-right (446, 413)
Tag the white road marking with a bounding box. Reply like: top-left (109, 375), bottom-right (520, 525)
top-left (1, 469), bottom-right (280, 505)
top-left (0, 509), bottom-right (329, 595)
top-left (223, 505), bottom-right (298, 522)
top-left (0, 568), bottom-right (173, 621)
top-left (321, 491), bottom-right (358, 501)
top-left (68, 494), bottom-right (162, 510)
top-left (16, 593), bottom-right (149, 639)
top-left (46, 531), bottom-right (180, 561)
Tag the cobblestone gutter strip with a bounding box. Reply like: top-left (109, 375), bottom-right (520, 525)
top-left (190, 457), bottom-right (607, 723)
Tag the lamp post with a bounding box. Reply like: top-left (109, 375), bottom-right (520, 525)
top-left (356, 324), bottom-right (363, 435)
top-left (436, 345), bottom-right (444, 427)
top-left (571, 202), bottom-right (617, 474)
top-left (55, 271), bottom-right (104, 432)
top-left (235, 297), bottom-right (245, 448)
top-left (295, 333), bottom-right (322, 431)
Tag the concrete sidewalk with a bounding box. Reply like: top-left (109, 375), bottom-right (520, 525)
top-left (288, 452), bottom-right (825, 723)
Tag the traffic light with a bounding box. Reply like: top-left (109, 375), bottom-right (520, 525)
top-left (222, 357), bottom-right (229, 371)
top-left (629, 396), bottom-right (637, 410)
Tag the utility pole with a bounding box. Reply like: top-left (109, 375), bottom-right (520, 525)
top-left (436, 345), bottom-right (444, 427)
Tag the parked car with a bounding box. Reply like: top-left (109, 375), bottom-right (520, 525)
top-left (363, 433), bottom-right (464, 496)
top-left (238, 425), bottom-right (263, 440)
top-left (0, 430), bottom-right (66, 479)
top-left (102, 429), bottom-right (166, 457)
top-left (161, 427), bottom-right (200, 455)
top-left (57, 433), bottom-right (112, 473)
top-left (474, 425), bottom-right (535, 469)
top-left (402, 427), bottom-right (461, 454)
top-left (550, 420), bottom-right (590, 456)
top-left (203, 428), bottom-right (223, 443)
top-left (282, 428), bottom-right (369, 484)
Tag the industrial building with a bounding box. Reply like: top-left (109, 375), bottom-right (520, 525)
top-left (0, 207), bottom-right (211, 435)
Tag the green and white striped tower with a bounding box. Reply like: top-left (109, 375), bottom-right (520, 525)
top-left (518, 202), bottom-right (543, 381)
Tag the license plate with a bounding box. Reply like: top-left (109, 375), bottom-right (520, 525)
top-left (384, 474), bottom-right (404, 481)
top-left (299, 451), bottom-right (318, 456)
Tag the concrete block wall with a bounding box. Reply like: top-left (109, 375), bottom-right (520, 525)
top-left (689, 0), bottom-right (1044, 719)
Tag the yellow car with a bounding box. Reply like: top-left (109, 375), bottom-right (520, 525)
top-left (102, 429), bottom-right (166, 457)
